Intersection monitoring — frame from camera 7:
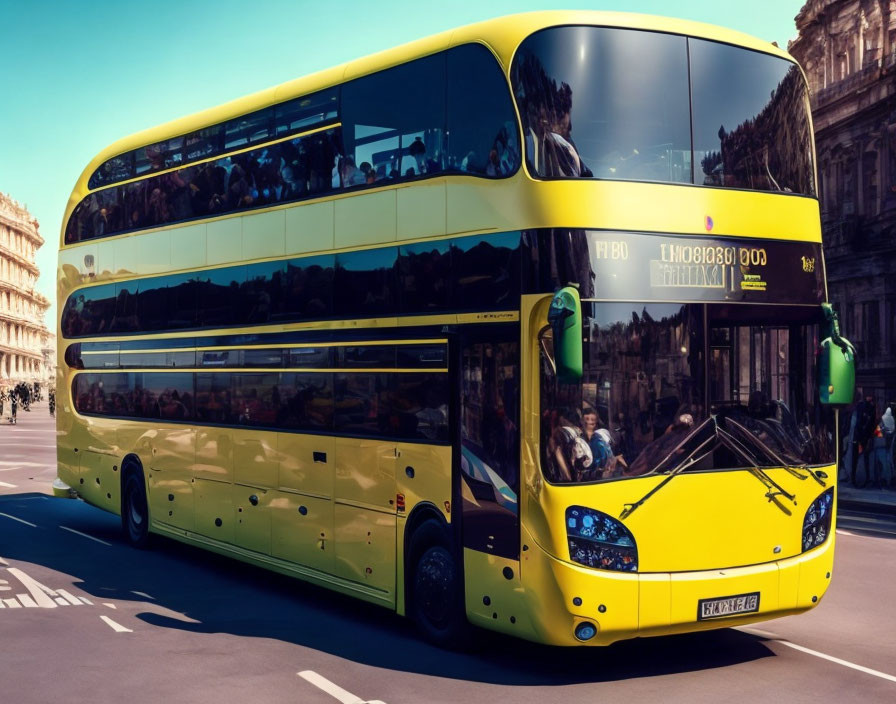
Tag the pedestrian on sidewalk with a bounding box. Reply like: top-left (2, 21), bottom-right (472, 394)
top-left (871, 421), bottom-right (889, 489)
top-left (883, 407), bottom-right (896, 489)
top-left (853, 393), bottom-right (877, 487)
top-left (842, 403), bottom-right (858, 483)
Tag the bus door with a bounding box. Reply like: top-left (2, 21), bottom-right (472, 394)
top-left (459, 332), bottom-right (521, 560)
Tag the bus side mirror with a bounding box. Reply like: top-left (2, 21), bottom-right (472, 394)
top-left (818, 303), bottom-right (855, 406)
top-left (548, 286), bottom-right (582, 385)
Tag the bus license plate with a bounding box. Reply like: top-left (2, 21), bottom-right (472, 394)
top-left (697, 592), bottom-right (760, 620)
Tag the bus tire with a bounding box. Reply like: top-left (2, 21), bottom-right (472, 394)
top-left (409, 523), bottom-right (468, 648)
top-left (121, 463), bottom-right (151, 549)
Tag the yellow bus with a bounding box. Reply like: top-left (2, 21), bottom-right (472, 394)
top-left (56, 11), bottom-right (855, 647)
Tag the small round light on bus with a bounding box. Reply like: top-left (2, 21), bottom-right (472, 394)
top-left (575, 621), bottom-right (597, 641)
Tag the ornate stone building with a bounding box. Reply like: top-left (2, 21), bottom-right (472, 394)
top-left (790, 0), bottom-right (896, 407)
top-left (0, 192), bottom-right (52, 385)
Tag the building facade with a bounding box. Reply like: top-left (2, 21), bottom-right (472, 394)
top-left (0, 192), bottom-right (52, 386)
top-left (790, 0), bottom-right (896, 408)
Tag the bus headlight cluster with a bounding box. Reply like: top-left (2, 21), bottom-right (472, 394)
top-left (566, 506), bottom-right (638, 572)
top-left (801, 488), bottom-right (834, 552)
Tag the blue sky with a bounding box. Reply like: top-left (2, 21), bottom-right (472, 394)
top-left (0, 0), bottom-right (807, 326)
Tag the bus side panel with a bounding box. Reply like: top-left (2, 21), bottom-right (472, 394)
top-left (271, 491), bottom-right (334, 574)
top-left (275, 434), bottom-right (335, 571)
top-left (194, 478), bottom-right (234, 544)
top-left (334, 437), bottom-right (396, 511)
top-left (233, 484), bottom-right (272, 555)
top-left (333, 504), bottom-right (396, 602)
top-left (147, 427), bottom-right (195, 532)
top-left (78, 450), bottom-right (121, 515)
top-left (232, 428), bottom-right (279, 489)
top-left (394, 443), bottom-right (452, 522)
top-left (333, 437), bottom-right (397, 600)
top-left (278, 434), bottom-right (335, 499)
top-left (194, 427), bottom-right (234, 483)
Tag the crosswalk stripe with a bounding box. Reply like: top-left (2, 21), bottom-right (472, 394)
top-left (57, 589), bottom-right (83, 606)
top-left (17, 593), bottom-right (38, 607)
top-left (7, 568), bottom-right (57, 608)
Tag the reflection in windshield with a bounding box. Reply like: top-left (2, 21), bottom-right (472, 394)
top-left (540, 303), bottom-right (835, 484)
top-left (512, 26), bottom-right (815, 195)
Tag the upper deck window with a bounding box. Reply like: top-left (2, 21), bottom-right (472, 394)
top-left (689, 38), bottom-right (815, 195)
top-left (511, 26), bottom-right (815, 196)
top-left (69, 44), bottom-right (519, 245)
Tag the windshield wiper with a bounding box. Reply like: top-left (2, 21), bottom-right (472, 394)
top-left (715, 426), bottom-right (796, 514)
top-left (620, 417), bottom-right (716, 520)
top-left (620, 434), bottom-right (715, 520)
top-left (725, 416), bottom-right (826, 487)
top-left (620, 416), bottom-right (799, 520)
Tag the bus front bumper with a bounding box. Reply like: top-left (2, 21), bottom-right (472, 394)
top-left (519, 530), bottom-right (835, 646)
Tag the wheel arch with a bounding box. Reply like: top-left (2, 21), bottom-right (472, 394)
top-left (403, 503), bottom-right (453, 611)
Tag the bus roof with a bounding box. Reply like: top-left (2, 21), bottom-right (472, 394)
top-left (66, 10), bottom-right (795, 225)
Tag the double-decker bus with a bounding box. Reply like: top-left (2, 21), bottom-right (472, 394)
top-left (56, 11), bottom-right (855, 647)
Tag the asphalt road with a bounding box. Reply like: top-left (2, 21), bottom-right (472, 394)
top-left (1, 401), bottom-right (895, 703)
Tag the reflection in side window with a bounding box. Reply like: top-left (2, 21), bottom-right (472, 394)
top-left (447, 44), bottom-right (520, 177)
top-left (342, 54), bottom-right (446, 185)
top-left (460, 338), bottom-right (520, 559)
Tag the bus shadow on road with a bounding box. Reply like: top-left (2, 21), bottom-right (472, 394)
top-left (4, 492), bottom-right (775, 686)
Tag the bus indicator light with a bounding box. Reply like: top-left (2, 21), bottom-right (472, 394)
top-left (705, 215), bottom-right (714, 231)
top-left (396, 494), bottom-right (406, 512)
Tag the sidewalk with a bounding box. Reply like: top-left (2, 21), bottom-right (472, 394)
top-left (838, 480), bottom-right (896, 516)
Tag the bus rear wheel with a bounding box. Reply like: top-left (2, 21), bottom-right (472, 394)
top-left (122, 466), bottom-right (150, 549)
top-left (411, 541), bottom-right (468, 648)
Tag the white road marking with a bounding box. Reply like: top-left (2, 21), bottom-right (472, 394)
top-left (57, 589), bottom-right (83, 606)
top-left (16, 593), bottom-right (38, 608)
top-left (836, 530), bottom-right (856, 537)
top-left (54, 597), bottom-right (68, 606)
top-left (80, 597), bottom-right (94, 605)
top-left (131, 591), bottom-right (154, 600)
top-left (0, 481), bottom-right (18, 488)
top-left (59, 526), bottom-right (111, 546)
top-left (3, 598), bottom-right (21, 608)
top-left (776, 640), bottom-right (896, 684)
top-left (0, 512), bottom-right (36, 527)
top-left (298, 670), bottom-right (386, 704)
top-left (7, 568), bottom-right (58, 608)
top-left (0, 461), bottom-right (52, 468)
top-left (0, 556), bottom-right (8, 565)
top-left (102, 603), bottom-right (116, 609)
top-left (738, 627), bottom-right (896, 684)
top-left (100, 615), bottom-right (132, 633)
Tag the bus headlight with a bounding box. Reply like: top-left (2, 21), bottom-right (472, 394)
top-left (566, 506), bottom-right (638, 572)
top-left (801, 488), bottom-right (834, 552)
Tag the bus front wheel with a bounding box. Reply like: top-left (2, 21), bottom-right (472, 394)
top-left (410, 538), bottom-right (468, 648)
top-left (122, 465), bottom-right (151, 549)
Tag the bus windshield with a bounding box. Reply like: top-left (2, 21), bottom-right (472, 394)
top-left (512, 26), bottom-right (815, 195)
top-left (540, 302), bottom-right (836, 484)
